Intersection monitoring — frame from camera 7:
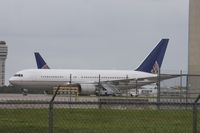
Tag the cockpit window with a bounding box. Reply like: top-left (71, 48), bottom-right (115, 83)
top-left (14, 74), bottom-right (23, 77)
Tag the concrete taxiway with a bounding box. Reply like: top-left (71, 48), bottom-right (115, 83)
top-left (0, 93), bottom-right (194, 109)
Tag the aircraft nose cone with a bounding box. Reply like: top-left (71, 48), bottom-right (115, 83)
top-left (9, 77), bottom-right (16, 85)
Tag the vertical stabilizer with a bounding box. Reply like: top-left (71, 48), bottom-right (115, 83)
top-left (34, 52), bottom-right (50, 69)
top-left (136, 39), bottom-right (169, 74)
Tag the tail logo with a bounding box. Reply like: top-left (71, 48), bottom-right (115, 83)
top-left (151, 61), bottom-right (159, 74)
top-left (42, 64), bottom-right (50, 69)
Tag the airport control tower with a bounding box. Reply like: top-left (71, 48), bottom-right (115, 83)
top-left (0, 41), bottom-right (8, 86)
top-left (188, 0), bottom-right (200, 97)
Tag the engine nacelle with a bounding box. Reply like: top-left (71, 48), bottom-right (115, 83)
top-left (80, 84), bottom-right (97, 95)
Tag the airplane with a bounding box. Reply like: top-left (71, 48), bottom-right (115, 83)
top-left (34, 52), bottom-right (50, 69)
top-left (9, 39), bottom-right (170, 95)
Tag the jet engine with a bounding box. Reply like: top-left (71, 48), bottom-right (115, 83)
top-left (79, 84), bottom-right (97, 95)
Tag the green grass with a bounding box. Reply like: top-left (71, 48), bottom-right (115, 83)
top-left (0, 109), bottom-right (48, 133)
top-left (0, 108), bottom-right (198, 133)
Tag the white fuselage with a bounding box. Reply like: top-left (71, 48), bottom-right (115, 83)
top-left (9, 69), bottom-right (156, 90)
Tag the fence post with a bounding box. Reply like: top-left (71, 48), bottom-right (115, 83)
top-left (98, 74), bottom-right (102, 109)
top-left (179, 70), bottom-right (182, 103)
top-left (48, 86), bottom-right (60, 133)
top-left (193, 94), bottom-right (200, 133)
top-left (186, 75), bottom-right (189, 108)
top-left (157, 68), bottom-right (161, 109)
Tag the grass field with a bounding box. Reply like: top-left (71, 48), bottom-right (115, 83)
top-left (0, 108), bottom-right (198, 133)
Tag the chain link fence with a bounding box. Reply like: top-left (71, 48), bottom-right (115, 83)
top-left (0, 74), bottom-right (200, 133)
top-left (0, 96), bottom-right (199, 133)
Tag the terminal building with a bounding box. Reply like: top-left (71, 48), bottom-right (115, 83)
top-left (188, 0), bottom-right (200, 97)
top-left (0, 41), bottom-right (8, 86)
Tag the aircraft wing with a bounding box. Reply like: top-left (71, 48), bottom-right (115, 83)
top-left (61, 74), bottom-right (180, 93)
top-left (101, 74), bottom-right (180, 89)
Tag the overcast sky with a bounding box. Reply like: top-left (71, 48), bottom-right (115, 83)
top-left (0, 0), bottom-right (189, 85)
